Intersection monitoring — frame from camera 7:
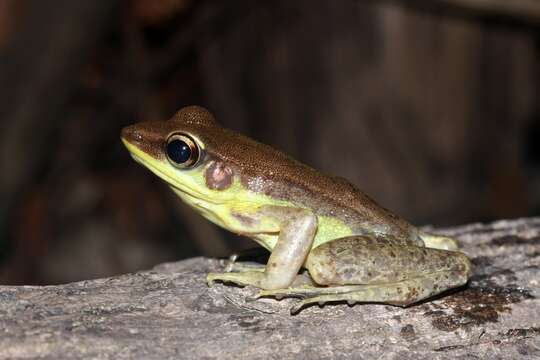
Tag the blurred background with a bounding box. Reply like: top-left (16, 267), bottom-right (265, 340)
top-left (0, 0), bottom-right (538, 285)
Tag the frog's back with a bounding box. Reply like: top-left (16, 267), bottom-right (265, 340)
top-left (201, 126), bottom-right (418, 242)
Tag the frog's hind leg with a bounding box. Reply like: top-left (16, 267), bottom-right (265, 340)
top-left (258, 235), bottom-right (471, 313)
top-left (257, 269), bottom-right (468, 314)
top-left (288, 271), bottom-right (464, 314)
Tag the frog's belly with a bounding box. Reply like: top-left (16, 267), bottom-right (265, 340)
top-left (190, 205), bottom-right (353, 252)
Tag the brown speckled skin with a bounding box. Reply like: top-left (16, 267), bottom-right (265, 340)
top-left (121, 106), bottom-right (420, 244)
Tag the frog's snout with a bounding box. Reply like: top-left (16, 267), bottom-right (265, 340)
top-left (120, 123), bottom-right (165, 161)
top-left (121, 125), bottom-right (143, 147)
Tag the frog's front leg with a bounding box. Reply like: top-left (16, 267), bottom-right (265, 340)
top-left (207, 206), bottom-right (317, 290)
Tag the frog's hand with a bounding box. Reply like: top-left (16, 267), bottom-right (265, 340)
top-left (208, 206), bottom-right (317, 290)
top-left (420, 232), bottom-right (459, 251)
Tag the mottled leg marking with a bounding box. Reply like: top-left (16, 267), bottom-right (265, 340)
top-left (207, 206), bottom-right (317, 290)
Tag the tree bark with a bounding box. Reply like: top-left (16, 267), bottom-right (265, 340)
top-left (0, 218), bottom-right (539, 359)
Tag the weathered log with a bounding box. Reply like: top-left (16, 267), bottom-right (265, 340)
top-left (0, 218), bottom-right (539, 359)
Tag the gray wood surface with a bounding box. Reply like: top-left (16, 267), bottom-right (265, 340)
top-left (1, 218), bottom-right (539, 359)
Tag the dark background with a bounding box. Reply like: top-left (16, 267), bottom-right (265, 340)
top-left (1, 0), bottom-right (539, 285)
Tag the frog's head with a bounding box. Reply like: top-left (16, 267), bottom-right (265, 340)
top-left (121, 106), bottom-right (248, 204)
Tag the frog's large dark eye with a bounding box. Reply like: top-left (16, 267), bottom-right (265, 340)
top-left (165, 133), bottom-right (200, 168)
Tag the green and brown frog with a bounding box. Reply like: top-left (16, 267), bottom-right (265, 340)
top-left (121, 106), bottom-right (471, 314)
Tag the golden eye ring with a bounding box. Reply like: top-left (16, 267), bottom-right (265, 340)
top-left (165, 133), bottom-right (200, 168)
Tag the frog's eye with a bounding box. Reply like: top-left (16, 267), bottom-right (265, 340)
top-left (165, 133), bottom-right (200, 168)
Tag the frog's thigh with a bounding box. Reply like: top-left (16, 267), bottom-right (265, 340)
top-left (306, 235), bottom-right (470, 286)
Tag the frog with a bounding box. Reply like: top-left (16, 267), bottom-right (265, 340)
top-left (121, 105), bottom-right (471, 314)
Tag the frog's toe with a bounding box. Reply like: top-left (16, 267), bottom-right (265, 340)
top-left (206, 271), bottom-right (264, 288)
top-left (289, 293), bottom-right (359, 314)
top-left (290, 296), bottom-right (327, 314)
top-left (255, 288), bottom-right (296, 300)
top-left (248, 290), bottom-right (287, 302)
top-left (207, 272), bottom-right (238, 287)
top-left (223, 254), bottom-right (239, 272)
top-left (227, 261), bottom-right (266, 273)
top-left (206, 272), bottom-right (220, 287)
